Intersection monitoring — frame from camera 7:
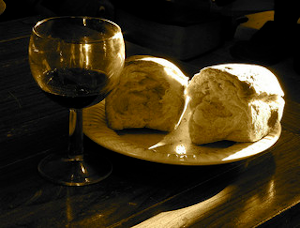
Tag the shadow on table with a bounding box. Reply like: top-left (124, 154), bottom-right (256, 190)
top-left (0, 137), bottom-right (276, 228)
top-left (106, 145), bottom-right (276, 227)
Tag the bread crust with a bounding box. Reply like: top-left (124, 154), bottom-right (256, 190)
top-left (105, 55), bottom-right (189, 132)
top-left (187, 63), bottom-right (285, 144)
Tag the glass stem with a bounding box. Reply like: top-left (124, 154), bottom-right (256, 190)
top-left (68, 109), bottom-right (84, 157)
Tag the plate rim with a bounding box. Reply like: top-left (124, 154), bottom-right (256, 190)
top-left (83, 101), bottom-right (281, 166)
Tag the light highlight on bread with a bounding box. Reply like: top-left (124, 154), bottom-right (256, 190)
top-left (105, 55), bottom-right (189, 132)
top-left (187, 63), bottom-right (285, 144)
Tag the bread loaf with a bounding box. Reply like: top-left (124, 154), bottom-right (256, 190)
top-left (187, 63), bottom-right (284, 144)
top-left (105, 55), bottom-right (189, 132)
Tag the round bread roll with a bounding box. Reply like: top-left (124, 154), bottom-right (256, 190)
top-left (187, 63), bottom-right (285, 144)
top-left (105, 55), bottom-right (189, 132)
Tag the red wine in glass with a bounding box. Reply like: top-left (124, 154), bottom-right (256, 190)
top-left (29, 17), bottom-right (125, 186)
top-left (42, 68), bottom-right (109, 109)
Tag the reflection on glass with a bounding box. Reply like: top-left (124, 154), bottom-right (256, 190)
top-left (29, 17), bottom-right (125, 186)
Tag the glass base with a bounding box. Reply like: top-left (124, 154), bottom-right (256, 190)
top-left (38, 153), bottom-right (113, 186)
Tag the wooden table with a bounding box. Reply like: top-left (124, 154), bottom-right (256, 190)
top-left (1, 16), bottom-right (300, 228)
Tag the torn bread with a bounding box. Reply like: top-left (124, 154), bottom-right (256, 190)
top-left (187, 63), bottom-right (285, 144)
top-left (105, 55), bottom-right (189, 132)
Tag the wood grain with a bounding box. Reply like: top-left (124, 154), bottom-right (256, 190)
top-left (1, 16), bottom-right (300, 228)
top-left (1, 130), bottom-right (299, 227)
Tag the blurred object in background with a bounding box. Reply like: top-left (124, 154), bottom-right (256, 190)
top-left (212, 0), bottom-right (274, 16)
top-left (0, 0), bottom-right (114, 21)
top-left (230, 0), bottom-right (300, 66)
top-left (37, 0), bottom-right (114, 19)
top-left (111, 0), bottom-right (213, 26)
top-left (0, 0), bottom-right (5, 15)
top-left (111, 0), bottom-right (238, 60)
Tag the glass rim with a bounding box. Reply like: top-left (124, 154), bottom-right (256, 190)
top-left (32, 16), bottom-right (123, 42)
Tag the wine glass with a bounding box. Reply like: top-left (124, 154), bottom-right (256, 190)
top-left (29, 17), bottom-right (125, 186)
